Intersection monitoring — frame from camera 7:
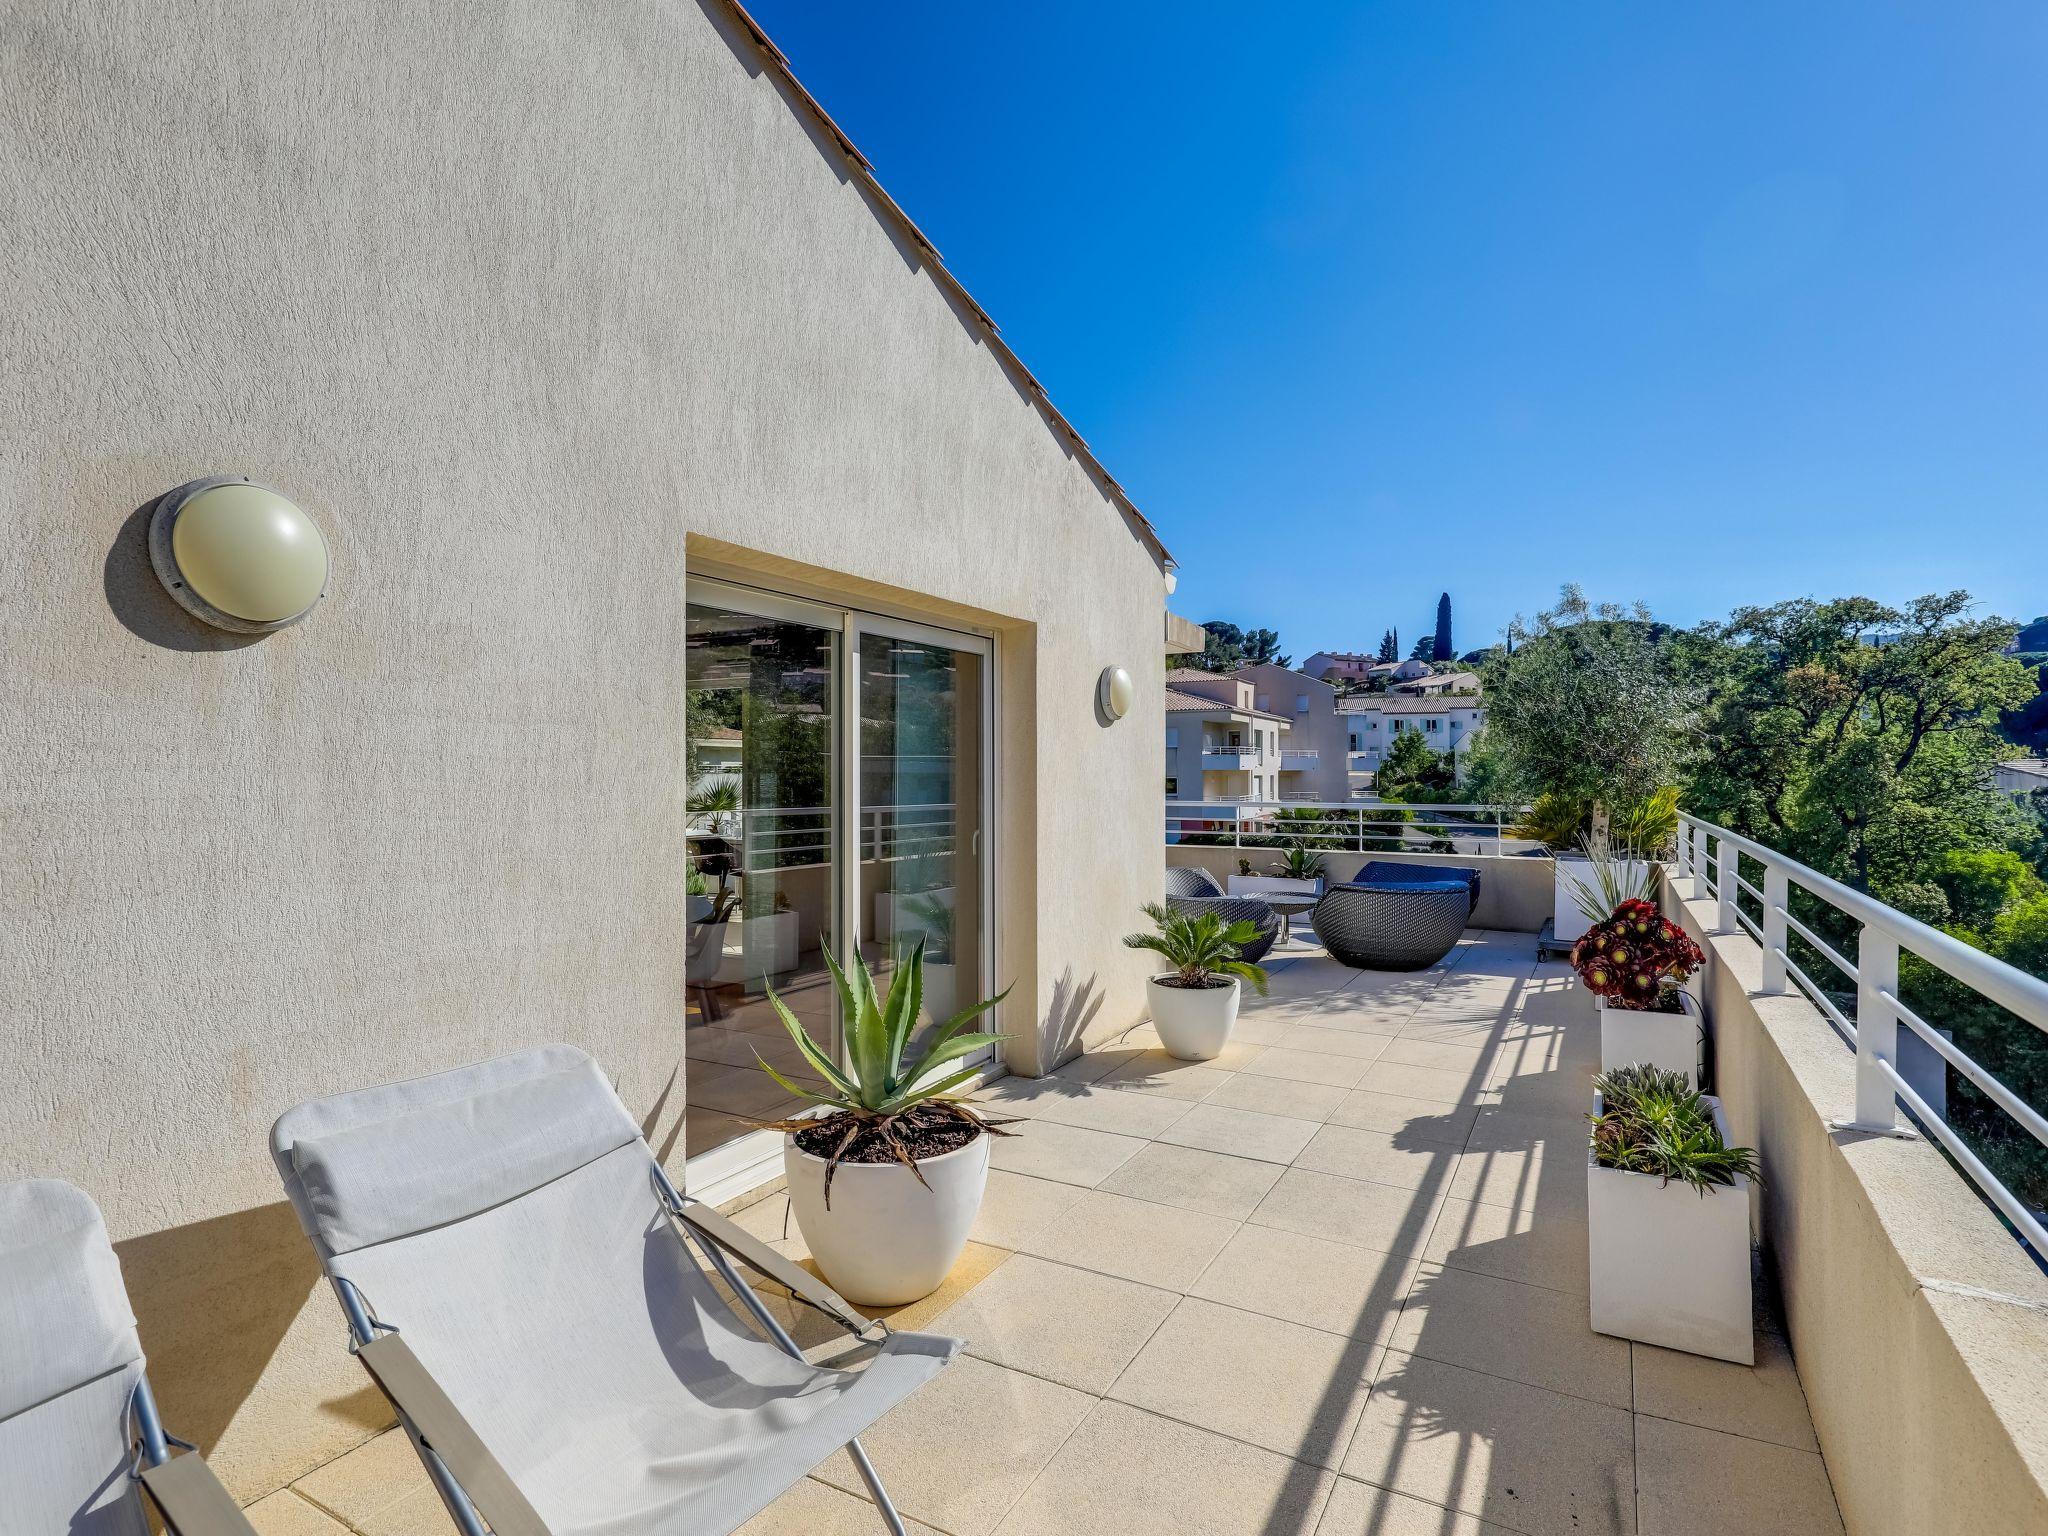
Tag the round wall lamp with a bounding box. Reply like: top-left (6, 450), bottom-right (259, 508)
top-left (1098, 665), bottom-right (1134, 721)
top-left (149, 476), bottom-right (329, 633)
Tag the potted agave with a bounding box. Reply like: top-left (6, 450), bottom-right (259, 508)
top-left (1124, 903), bottom-right (1270, 1061)
top-left (1574, 896), bottom-right (1708, 1088)
top-left (755, 941), bottom-right (1012, 1306)
top-left (1229, 846), bottom-right (1327, 903)
top-left (1587, 1064), bottom-right (1759, 1363)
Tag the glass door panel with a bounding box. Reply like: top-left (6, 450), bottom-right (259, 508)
top-left (857, 625), bottom-right (989, 1064)
top-left (684, 599), bottom-right (840, 1159)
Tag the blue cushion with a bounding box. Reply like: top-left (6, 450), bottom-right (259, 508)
top-left (1350, 878), bottom-right (1470, 896)
top-left (1355, 861), bottom-right (1479, 892)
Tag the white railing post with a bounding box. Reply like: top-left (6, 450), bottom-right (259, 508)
top-left (1716, 837), bottom-right (1738, 935)
top-left (1851, 924), bottom-right (1901, 1131)
top-left (1761, 864), bottom-right (1789, 993)
top-left (1692, 823), bottom-right (1713, 902)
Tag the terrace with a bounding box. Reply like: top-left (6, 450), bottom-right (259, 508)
top-left (242, 928), bottom-right (1841, 1536)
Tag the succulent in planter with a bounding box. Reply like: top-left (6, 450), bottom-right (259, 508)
top-left (1572, 897), bottom-right (1705, 1013)
top-left (1589, 1064), bottom-right (1758, 1193)
top-left (754, 939), bottom-right (1011, 1206)
top-left (1276, 846), bottom-right (1327, 882)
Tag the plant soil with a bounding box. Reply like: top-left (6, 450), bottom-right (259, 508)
top-left (1155, 974), bottom-right (1234, 990)
top-left (788, 1099), bottom-right (1005, 1165)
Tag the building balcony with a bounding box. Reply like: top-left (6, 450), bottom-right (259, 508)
top-left (1347, 750), bottom-right (1377, 772)
top-left (1279, 748), bottom-right (1320, 768)
top-left (1201, 748), bottom-right (1256, 768)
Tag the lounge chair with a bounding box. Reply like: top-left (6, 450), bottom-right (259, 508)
top-left (270, 1045), bottom-right (955, 1536)
top-left (1350, 859), bottom-right (1482, 909)
top-left (1311, 877), bottom-right (1473, 970)
top-left (1161, 867), bottom-right (1282, 963)
top-left (0, 1178), bottom-right (258, 1535)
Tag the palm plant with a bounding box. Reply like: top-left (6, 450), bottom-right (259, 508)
top-left (1123, 903), bottom-right (1270, 993)
top-left (1589, 1064), bottom-right (1759, 1194)
top-left (755, 940), bottom-right (1012, 1204)
top-left (1277, 846), bottom-right (1327, 881)
top-left (901, 892), bottom-right (954, 964)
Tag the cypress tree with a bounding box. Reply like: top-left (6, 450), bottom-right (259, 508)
top-left (1433, 593), bottom-right (1453, 661)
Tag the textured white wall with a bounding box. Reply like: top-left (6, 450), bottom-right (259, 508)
top-left (0, 0), bottom-right (1165, 1496)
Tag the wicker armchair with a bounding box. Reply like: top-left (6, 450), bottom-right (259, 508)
top-left (1310, 879), bottom-right (1472, 971)
top-left (1352, 859), bottom-right (1482, 910)
top-left (1161, 867), bottom-right (1281, 964)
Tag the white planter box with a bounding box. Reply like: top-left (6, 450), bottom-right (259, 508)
top-left (1588, 1091), bottom-right (1753, 1363)
top-left (1146, 973), bottom-right (1241, 1061)
top-left (922, 961), bottom-right (957, 1027)
top-left (1228, 875), bottom-right (1324, 900)
top-left (715, 910), bottom-right (799, 990)
top-left (1553, 856), bottom-right (1648, 944)
top-left (785, 1131), bottom-right (989, 1306)
top-left (1597, 989), bottom-right (1704, 1089)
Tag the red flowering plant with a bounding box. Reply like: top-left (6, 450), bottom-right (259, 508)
top-left (1571, 897), bottom-right (1705, 1012)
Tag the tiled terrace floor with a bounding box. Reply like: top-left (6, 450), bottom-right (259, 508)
top-left (247, 931), bottom-right (1844, 1536)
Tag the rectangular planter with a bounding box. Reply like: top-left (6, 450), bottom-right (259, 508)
top-left (1553, 855), bottom-right (1648, 944)
top-left (716, 909), bottom-right (799, 990)
top-left (1227, 875), bottom-right (1324, 900)
top-left (1596, 989), bottom-right (1705, 1090)
top-left (1588, 1091), bottom-right (1754, 1363)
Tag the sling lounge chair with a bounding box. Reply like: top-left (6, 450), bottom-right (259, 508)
top-left (269, 1044), bottom-right (956, 1536)
top-left (0, 1178), bottom-right (259, 1535)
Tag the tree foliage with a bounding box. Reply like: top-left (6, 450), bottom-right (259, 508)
top-left (1374, 728), bottom-right (1456, 801)
top-left (1433, 593), bottom-right (1453, 662)
top-left (1189, 620), bottom-right (1289, 672)
top-left (1378, 628), bottom-right (1398, 663)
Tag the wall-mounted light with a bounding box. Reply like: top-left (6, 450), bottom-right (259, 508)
top-left (1098, 665), bottom-right (1134, 721)
top-left (149, 477), bottom-right (329, 633)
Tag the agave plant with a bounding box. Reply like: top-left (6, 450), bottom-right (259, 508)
top-left (1123, 904), bottom-right (1270, 992)
top-left (755, 940), bottom-right (1012, 1204)
top-left (1277, 846), bottom-right (1327, 881)
top-left (1589, 1064), bottom-right (1759, 1194)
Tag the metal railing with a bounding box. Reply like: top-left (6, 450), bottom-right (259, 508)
top-left (1280, 749), bottom-right (1320, 765)
top-left (1677, 812), bottom-right (2048, 1255)
top-left (688, 803), bottom-right (957, 872)
top-left (1166, 799), bottom-right (1531, 852)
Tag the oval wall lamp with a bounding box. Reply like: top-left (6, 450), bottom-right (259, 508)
top-left (1098, 665), bottom-right (1134, 722)
top-left (149, 476), bottom-right (330, 633)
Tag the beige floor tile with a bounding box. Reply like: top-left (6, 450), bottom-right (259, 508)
top-left (931, 1252), bottom-right (1178, 1393)
top-left (1328, 1089), bottom-right (1480, 1145)
top-left (1189, 1223), bottom-right (1416, 1344)
top-left (1316, 1478), bottom-right (1514, 1535)
top-left (1632, 1325), bottom-right (1819, 1453)
top-left (1239, 1045), bottom-right (1374, 1089)
top-left (1048, 1047), bottom-right (1139, 1084)
top-left (1447, 1141), bottom-right (1584, 1216)
top-left (1390, 1263), bottom-right (1630, 1408)
top-left (814, 1357), bottom-right (1093, 1536)
top-left (1016, 1187), bottom-right (1239, 1289)
top-left (1271, 1022), bottom-right (1396, 1060)
top-left (1634, 1414), bottom-right (1843, 1535)
top-left (993, 1399), bottom-right (1334, 1536)
top-left (686, 1108), bottom-right (757, 1157)
top-left (1295, 1123), bottom-right (1462, 1194)
top-left (1343, 1351), bottom-right (1634, 1536)
top-left (972, 1075), bottom-right (1090, 1118)
top-left (1155, 1102), bottom-right (1322, 1164)
top-left (1291, 1004), bottom-right (1412, 1039)
top-left (1095, 1050), bottom-right (1236, 1101)
top-left (1201, 1071), bottom-right (1353, 1123)
top-left (1251, 1167), bottom-right (1444, 1255)
top-left (1031, 1082), bottom-right (1193, 1139)
top-left (245, 1490), bottom-right (350, 1536)
top-left (357, 1486), bottom-right (462, 1536)
top-left (1378, 1037), bottom-right (1490, 1073)
top-left (1424, 1194), bottom-right (1589, 1296)
top-left (1393, 1016), bottom-right (1517, 1049)
top-left (986, 1119), bottom-right (1147, 1188)
top-left (1226, 1011), bottom-right (1300, 1044)
top-left (970, 1169), bottom-right (1085, 1249)
top-left (1109, 1297), bottom-right (1378, 1469)
top-left (292, 1428), bottom-right (431, 1529)
top-left (731, 1188), bottom-right (807, 1258)
top-left (688, 1063), bottom-right (803, 1118)
top-left (736, 1477), bottom-right (944, 1534)
top-left (1357, 1060), bottom-right (1491, 1107)
top-left (1463, 1105), bottom-right (1590, 1158)
top-left (1097, 1140), bottom-right (1286, 1219)
top-left (1484, 1057), bottom-right (1600, 1119)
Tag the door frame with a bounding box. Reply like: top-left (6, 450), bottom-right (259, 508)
top-left (683, 576), bottom-right (1001, 1206)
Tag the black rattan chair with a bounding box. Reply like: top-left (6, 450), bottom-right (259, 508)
top-left (1352, 859), bottom-right (1482, 910)
top-left (1310, 879), bottom-right (1472, 971)
top-left (1162, 867), bottom-right (1281, 964)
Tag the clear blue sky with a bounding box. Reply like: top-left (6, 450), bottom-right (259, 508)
top-left (748, 1), bottom-right (2048, 656)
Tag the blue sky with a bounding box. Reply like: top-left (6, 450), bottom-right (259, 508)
top-left (749, 1), bottom-right (2048, 657)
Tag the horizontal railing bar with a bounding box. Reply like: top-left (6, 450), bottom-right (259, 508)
top-left (1886, 990), bottom-right (2048, 1152)
top-left (1785, 955), bottom-right (1857, 1045)
top-left (1875, 1057), bottom-right (2048, 1257)
top-left (1781, 907), bottom-right (1859, 986)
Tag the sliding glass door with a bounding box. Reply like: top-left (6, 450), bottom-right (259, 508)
top-left (684, 581), bottom-right (995, 1193)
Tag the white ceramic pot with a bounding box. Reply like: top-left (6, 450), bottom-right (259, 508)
top-left (783, 1130), bottom-right (989, 1306)
top-left (1146, 974), bottom-right (1241, 1061)
top-left (1587, 1091), bottom-right (1753, 1363)
top-left (1554, 856), bottom-right (1648, 944)
top-left (1228, 875), bottom-right (1324, 900)
top-left (922, 961), bottom-right (957, 1026)
top-left (1596, 989), bottom-right (1704, 1089)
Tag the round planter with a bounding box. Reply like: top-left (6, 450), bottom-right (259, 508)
top-left (783, 1129), bottom-right (989, 1306)
top-left (1146, 973), bottom-right (1241, 1061)
top-left (923, 961), bottom-right (957, 1027)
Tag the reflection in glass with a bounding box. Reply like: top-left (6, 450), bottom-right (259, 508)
top-left (684, 603), bottom-right (839, 1158)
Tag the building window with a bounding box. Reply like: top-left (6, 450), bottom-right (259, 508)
top-left (1295, 694), bottom-right (1309, 713)
top-left (1165, 777), bottom-right (1178, 795)
top-left (1165, 727), bottom-right (1179, 749)
top-left (1426, 718), bottom-right (1441, 732)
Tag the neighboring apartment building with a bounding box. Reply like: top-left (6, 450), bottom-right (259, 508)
top-left (1339, 692), bottom-right (1487, 783)
top-left (1392, 668), bottom-right (1481, 697)
top-left (1301, 649), bottom-right (1378, 683)
top-left (1164, 669), bottom-right (1293, 801)
top-left (2, 1), bottom-right (1178, 1499)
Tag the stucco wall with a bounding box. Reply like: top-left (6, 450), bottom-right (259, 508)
top-left (1661, 882), bottom-right (2048, 1535)
top-left (0, 0), bottom-right (1164, 1499)
top-left (1166, 848), bottom-right (1553, 934)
